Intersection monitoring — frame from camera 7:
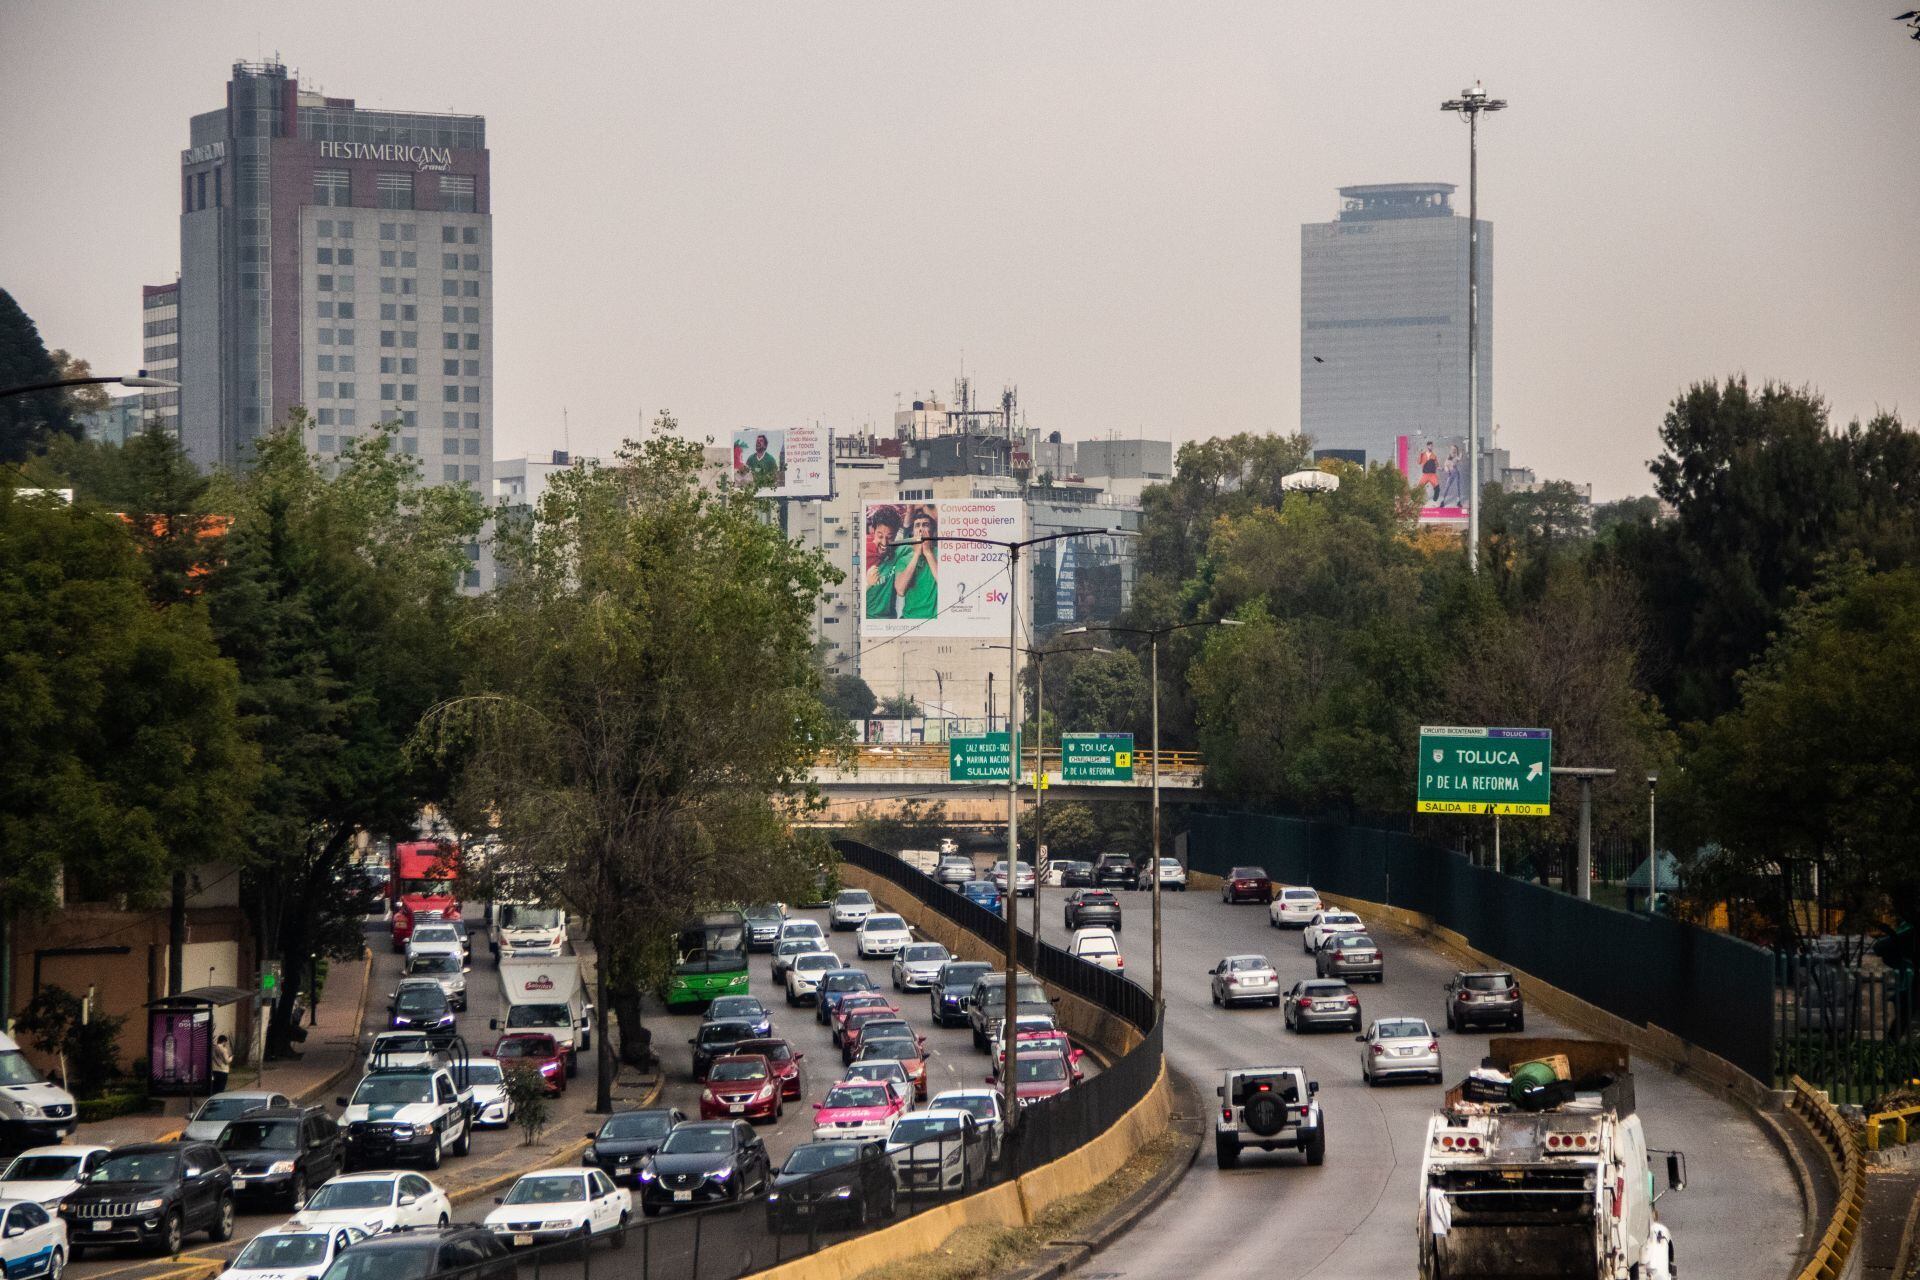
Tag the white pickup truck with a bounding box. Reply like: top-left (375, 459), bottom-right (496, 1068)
top-left (338, 1063), bottom-right (473, 1172)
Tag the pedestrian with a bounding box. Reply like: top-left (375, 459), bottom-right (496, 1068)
top-left (211, 1034), bottom-right (232, 1094)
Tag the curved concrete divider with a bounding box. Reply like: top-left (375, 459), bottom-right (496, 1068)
top-left (748, 863), bottom-right (1172, 1280)
top-left (1788, 1077), bottom-right (1865, 1280)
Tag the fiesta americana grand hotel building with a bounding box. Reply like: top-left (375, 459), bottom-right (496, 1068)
top-left (177, 61), bottom-right (493, 516)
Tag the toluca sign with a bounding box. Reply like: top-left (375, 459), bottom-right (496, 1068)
top-left (1416, 726), bottom-right (1552, 816)
top-left (318, 140), bottom-right (453, 171)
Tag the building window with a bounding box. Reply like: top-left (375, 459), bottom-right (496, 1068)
top-left (336, 382), bottom-right (355, 399)
top-left (462, 279), bottom-right (480, 297)
top-left (442, 253), bottom-right (458, 270)
top-left (401, 331), bottom-right (417, 348)
top-left (317, 274), bottom-right (333, 292)
top-left (380, 357), bottom-right (397, 374)
top-left (380, 250), bottom-right (398, 267)
top-left (443, 411), bottom-right (460, 428)
top-left (443, 464), bottom-right (461, 482)
top-left (400, 383), bottom-right (416, 401)
top-left (463, 385), bottom-right (479, 403)
top-left (337, 355), bottom-right (355, 372)
top-left (442, 333), bottom-right (459, 349)
top-left (464, 569), bottom-right (481, 589)
top-left (442, 226), bottom-right (457, 243)
top-left (463, 437), bottom-right (480, 456)
top-left (317, 247), bottom-right (334, 265)
top-left (464, 412), bottom-right (480, 429)
top-left (318, 220), bottom-right (332, 237)
top-left (381, 277), bottom-right (397, 295)
top-left (463, 465), bottom-right (479, 482)
top-left (381, 384), bottom-right (397, 401)
top-left (336, 275), bottom-right (354, 292)
top-left (380, 223), bottom-right (396, 241)
top-left (338, 408), bottom-right (357, 426)
top-left (400, 224), bottom-right (416, 241)
top-left (463, 359), bottom-right (479, 377)
top-left (336, 302), bottom-right (354, 318)
top-left (381, 330), bottom-right (396, 347)
top-left (401, 305), bottom-right (415, 321)
top-left (443, 385), bottom-right (460, 402)
top-left (462, 226), bottom-right (478, 244)
top-left (318, 328), bottom-right (335, 345)
top-left (401, 410), bottom-right (417, 427)
top-left (336, 327), bottom-right (355, 344)
top-left (338, 247), bottom-right (354, 265)
top-left (317, 433), bottom-right (335, 451)
top-left (381, 304), bottom-right (397, 321)
top-left (317, 411), bottom-right (335, 427)
top-left (318, 355), bottom-right (334, 372)
top-left (314, 169), bottom-right (351, 206)
top-left (401, 250), bottom-right (416, 267)
top-left (195, 171), bottom-right (208, 210)
top-left (400, 278), bottom-right (415, 295)
top-left (319, 381), bottom-right (336, 399)
top-left (464, 333), bottom-right (479, 350)
top-left (443, 437), bottom-right (460, 454)
top-left (443, 359), bottom-right (459, 376)
top-left (377, 172), bottom-right (414, 209)
top-left (462, 254), bottom-right (480, 271)
top-left (316, 302), bottom-right (334, 319)
top-left (442, 280), bottom-right (458, 297)
top-left (440, 175), bottom-right (476, 212)
top-left (337, 220), bottom-right (354, 238)
top-left (462, 307), bottom-right (479, 323)
top-left (401, 357), bottom-right (416, 374)
top-left (214, 166), bottom-right (222, 207)
top-left (442, 306), bottom-right (459, 324)
top-left (401, 436), bottom-right (418, 455)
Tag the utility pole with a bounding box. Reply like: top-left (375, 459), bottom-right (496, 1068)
top-left (1646, 772), bottom-right (1660, 913)
top-left (1442, 82), bottom-right (1507, 573)
top-left (1551, 766), bottom-right (1615, 902)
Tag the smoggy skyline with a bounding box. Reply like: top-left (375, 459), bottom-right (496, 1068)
top-left (3, 0), bottom-right (1916, 499)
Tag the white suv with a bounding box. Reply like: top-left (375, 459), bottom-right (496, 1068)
top-left (830, 889), bottom-right (875, 931)
top-left (1214, 1066), bottom-right (1324, 1169)
top-left (785, 951), bottom-right (843, 1005)
top-left (856, 913), bottom-right (913, 958)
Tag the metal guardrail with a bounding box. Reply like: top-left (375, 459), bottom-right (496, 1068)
top-left (1788, 1075), bottom-right (1865, 1280)
top-left (821, 744), bottom-right (1205, 774)
top-left (1864, 1101), bottom-right (1920, 1151)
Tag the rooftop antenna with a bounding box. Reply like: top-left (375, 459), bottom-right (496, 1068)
top-left (562, 405), bottom-right (570, 457)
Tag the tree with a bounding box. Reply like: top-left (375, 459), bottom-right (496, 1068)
top-left (1056, 650), bottom-right (1149, 739)
top-left (206, 417), bottom-right (482, 1056)
top-left (1671, 564), bottom-right (1920, 946)
top-left (13, 985), bottom-right (125, 1098)
top-left (48, 350), bottom-right (110, 415)
top-left (0, 288), bottom-right (75, 461)
top-left (0, 489), bottom-right (252, 1016)
top-left (420, 420), bottom-right (842, 1111)
top-left (876, 694), bottom-right (922, 719)
top-left (1591, 495), bottom-right (1661, 540)
top-left (821, 673), bottom-right (877, 721)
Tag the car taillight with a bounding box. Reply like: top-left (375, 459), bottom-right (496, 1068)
top-left (1298, 998), bottom-right (1312, 1009)
top-left (1457, 991), bottom-right (1471, 1001)
top-left (1221, 1106), bottom-right (1233, 1122)
top-left (1506, 990), bottom-right (1520, 1001)
top-left (1370, 1045), bottom-right (1384, 1056)
top-left (1347, 995), bottom-right (1359, 1006)
top-left (1428, 1041), bottom-right (1440, 1052)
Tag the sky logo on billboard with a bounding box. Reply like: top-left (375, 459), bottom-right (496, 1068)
top-left (985, 589), bottom-right (1008, 604)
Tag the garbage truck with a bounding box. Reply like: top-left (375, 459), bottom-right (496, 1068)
top-left (1416, 1038), bottom-right (1685, 1280)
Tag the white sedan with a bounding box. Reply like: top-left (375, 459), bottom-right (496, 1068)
top-left (288, 1172), bottom-right (452, 1237)
top-left (891, 942), bottom-right (951, 990)
top-left (1358, 1017), bottom-right (1442, 1085)
top-left (1156, 858), bottom-right (1188, 891)
top-left (1302, 910), bottom-right (1366, 954)
top-left (856, 914), bottom-right (913, 958)
top-left (1268, 885), bottom-right (1325, 928)
top-left (829, 890), bottom-right (875, 931)
top-left (0, 1145), bottom-right (110, 1208)
top-left (1209, 954), bottom-right (1281, 1007)
top-left (216, 1226), bottom-right (366, 1280)
top-left (483, 1167), bottom-right (630, 1249)
top-left (0, 1198), bottom-right (64, 1280)
top-left (462, 1058), bottom-right (514, 1128)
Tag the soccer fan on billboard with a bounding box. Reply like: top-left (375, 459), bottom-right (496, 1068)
top-left (743, 433), bottom-right (783, 488)
top-left (891, 505), bottom-right (939, 620)
top-left (865, 506), bottom-right (904, 620)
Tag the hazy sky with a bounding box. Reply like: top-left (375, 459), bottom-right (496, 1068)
top-left (3, 1), bottom-right (1916, 499)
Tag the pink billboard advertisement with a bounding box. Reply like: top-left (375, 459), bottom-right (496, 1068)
top-left (1397, 435), bottom-right (1470, 525)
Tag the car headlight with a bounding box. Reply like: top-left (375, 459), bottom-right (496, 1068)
top-left (637, 1168), bottom-right (656, 1182)
top-left (701, 1089), bottom-right (717, 1102)
top-left (832, 1187), bottom-right (853, 1199)
top-left (363, 1218), bottom-right (388, 1234)
top-left (268, 1161), bottom-right (297, 1175)
top-left (389, 1125), bottom-right (416, 1137)
top-left (135, 1198), bottom-right (165, 1212)
top-left (766, 1191), bottom-right (781, 1202)
top-left (709, 1167), bottom-right (732, 1181)
top-left (540, 1220), bottom-right (571, 1231)
top-left (16, 1102), bottom-right (41, 1118)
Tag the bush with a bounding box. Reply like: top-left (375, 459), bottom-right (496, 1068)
top-left (501, 1062), bottom-right (551, 1146)
top-left (13, 985), bottom-right (126, 1099)
top-left (76, 1093), bottom-right (150, 1124)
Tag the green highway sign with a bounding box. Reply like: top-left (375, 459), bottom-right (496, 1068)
top-left (1417, 726), bottom-right (1552, 815)
top-left (1061, 733), bottom-right (1135, 782)
top-left (950, 733), bottom-right (1017, 782)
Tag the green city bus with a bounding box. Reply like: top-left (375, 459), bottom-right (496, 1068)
top-left (665, 911), bottom-right (750, 1010)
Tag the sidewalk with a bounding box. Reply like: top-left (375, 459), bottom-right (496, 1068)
top-left (78, 950), bottom-right (374, 1147)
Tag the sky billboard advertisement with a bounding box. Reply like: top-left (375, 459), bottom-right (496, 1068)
top-left (860, 498), bottom-right (1024, 637)
top-left (732, 425), bottom-right (829, 498)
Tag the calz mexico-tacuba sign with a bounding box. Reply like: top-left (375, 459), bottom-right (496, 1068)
top-left (950, 733), bottom-right (1017, 783)
top-left (1417, 726), bottom-right (1552, 816)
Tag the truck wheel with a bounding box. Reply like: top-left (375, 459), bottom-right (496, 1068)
top-left (1214, 1135), bottom-right (1240, 1169)
top-left (425, 1134), bottom-right (443, 1170)
top-left (1305, 1124), bottom-right (1326, 1166)
top-left (209, 1195), bottom-right (235, 1242)
top-left (567, 1049), bottom-right (579, 1078)
top-left (453, 1118), bottom-right (472, 1156)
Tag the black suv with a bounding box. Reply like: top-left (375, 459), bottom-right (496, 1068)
top-left (1093, 855), bottom-right (1140, 890)
top-left (214, 1106), bottom-right (342, 1209)
top-left (1063, 888), bottom-right (1122, 931)
top-left (62, 1142), bottom-right (234, 1257)
top-left (1445, 970), bottom-right (1525, 1031)
top-left (929, 961), bottom-right (993, 1028)
top-left (766, 1139), bottom-right (897, 1231)
top-left (317, 1225), bottom-right (514, 1280)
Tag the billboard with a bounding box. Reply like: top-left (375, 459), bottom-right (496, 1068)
top-left (1397, 434), bottom-right (1470, 525)
top-left (732, 425), bottom-right (829, 498)
top-left (860, 498), bottom-right (1024, 637)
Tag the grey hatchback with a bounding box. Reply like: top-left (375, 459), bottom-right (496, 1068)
top-left (1283, 980), bottom-right (1360, 1033)
top-left (1063, 889), bottom-right (1122, 931)
top-left (1445, 970), bottom-right (1525, 1031)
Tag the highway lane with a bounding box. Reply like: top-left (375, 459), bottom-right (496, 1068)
top-left (1030, 883), bottom-right (1802, 1279)
top-left (66, 913), bottom-right (607, 1280)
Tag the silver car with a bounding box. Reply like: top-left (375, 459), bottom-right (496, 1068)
top-left (1315, 934), bottom-right (1384, 983)
top-left (1209, 955), bottom-right (1281, 1008)
top-left (1283, 979), bottom-right (1361, 1033)
top-left (1357, 1017), bottom-right (1441, 1085)
top-left (182, 1089), bottom-right (293, 1142)
top-left (891, 942), bottom-right (952, 991)
top-left (406, 950), bottom-right (468, 1009)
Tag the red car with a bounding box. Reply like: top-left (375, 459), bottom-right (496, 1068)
top-left (993, 1051), bottom-right (1075, 1107)
top-left (997, 1030), bottom-right (1087, 1085)
top-left (699, 1053), bottom-right (783, 1122)
top-left (494, 1033), bottom-right (567, 1094)
top-left (735, 1037), bottom-right (806, 1100)
top-left (831, 994), bottom-right (898, 1045)
top-left (1220, 866), bottom-right (1274, 904)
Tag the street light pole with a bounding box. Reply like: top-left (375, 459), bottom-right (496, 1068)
top-left (0, 371), bottom-right (180, 400)
top-left (1646, 772), bottom-right (1659, 913)
top-left (1442, 82), bottom-right (1506, 573)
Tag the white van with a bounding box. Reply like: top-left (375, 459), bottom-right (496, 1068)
top-left (0, 1032), bottom-right (78, 1147)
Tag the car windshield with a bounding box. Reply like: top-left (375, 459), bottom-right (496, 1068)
top-left (782, 921), bottom-right (824, 937)
top-left (410, 955), bottom-right (460, 974)
top-left (709, 1059), bottom-right (768, 1082)
top-left (234, 1234), bottom-right (331, 1269)
top-left (845, 1064), bottom-right (904, 1084)
top-left (837, 891), bottom-right (872, 905)
top-left (861, 1039), bottom-right (918, 1061)
top-left (499, 906), bottom-right (564, 930)
top-left (744, 905), bottom-right (783, 922)
top-left (92, 1152), bottom-right (178, 1182)
top-left (0, 1052), bottom-right (42, 1085)
top-left (794, 955), bottom-right (837, 972)
top-left (942, 965), bottom-right (991, 989)
top-left (708, 998), bottom-right (764, 1019)
top-left (462, 1062), bottom-right (503, 1085)
top-left (319, 1244), bottom-right (436, 1280)
top-left (600, 1112), bottom-right (675, 1139)
top-left (821, 973), bottom-right (874, 993)
top-left (891, 1117), bottom-right (961, 1144)
top-left (505, 1174), bottom-right (584, 1204)
top-left (938, 1096), bottom-right (995, 1122)
top-left (1076, 940), bottom-right (1117, 955)
top-left (3, 1153), bottom-right (83, 1180)
top-left (306, 1179), bottom-right (395, 1210)
top-left (738, 1041), bottom-right (792, 1063)
top-left (411, 927), bottom-right (457, 944)
top-left (902, 945), bottom-right (945, 962)
top-left (496, 1037), bottom-right (556, 1058)
top-left (979, 979), bottom-right (1046, 1010)
top-left (783, 1144), bottom-right (861, 1174)
top-left (196, 1096), bottom-right (266, 1120)
top-left (698, 1023), bottom-right (753, 1046)
top-left (394, 989), bottom-right (444, 1013)
top-left (219, 1121), bottom-right (299, 1150)
top-left (353, 1076), bottom-right (432, 1105)
top-left (1465, 974), bottom-right (1514, 991)
top-left (864, 915), bottom-right (906, 931)
top-left (375, 1035), bottom-right (432, 1056)
top-left (1377, 1020), bottom-right (1432, 1039)
top-left (824, 1085), bottom-right (890, 1109)
top-left (506, 1005), bottom-right (570, 1028)
top-left (1015, 1056), bottom-right (1068, 1082)
top-left (1339, 936), bottom-right (1376, 950)
top-left (659, 1128), bottom-right (735, 1155)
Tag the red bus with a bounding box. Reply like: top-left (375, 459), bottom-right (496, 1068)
top-left (389, 840), bottom-right (461, 951)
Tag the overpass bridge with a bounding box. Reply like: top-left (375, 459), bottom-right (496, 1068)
top-left (807, 743), bottom-right (1211, 823)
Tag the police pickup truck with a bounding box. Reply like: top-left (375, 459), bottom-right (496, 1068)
top-left (338, 1063), bottom-right (474, 1171)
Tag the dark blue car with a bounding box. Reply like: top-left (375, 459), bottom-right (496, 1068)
top-left (960, 880), bottom-right (1002, 914)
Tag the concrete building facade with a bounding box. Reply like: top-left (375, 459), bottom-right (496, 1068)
top-left (1300, 182), bottom-right (1491, 465)
top-left (140, 282), bottom-right (180, 433)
